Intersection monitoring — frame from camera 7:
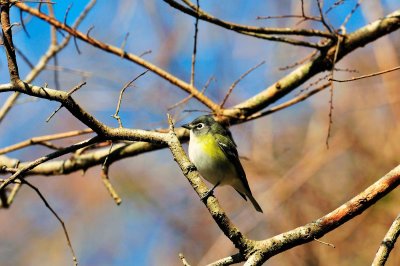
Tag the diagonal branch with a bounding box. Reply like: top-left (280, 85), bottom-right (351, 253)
top-left (250, 164), bottom-right (400, 264)
top-left (372, 213), bottom-right (400, 265)
top-left (15, 2), bottom-right (219, 111)
top-left (221, 9), bottom-right (400, 122)
top-left (0, 0), bottom-right (97, 123)
top-left (0, 128), bottom-right (93, 155)
top-left (166, 0), bottom-right (334, 38)
top-left (0, 136), bottom-right (102, 191)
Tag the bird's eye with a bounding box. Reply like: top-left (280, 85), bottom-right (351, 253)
top-left (196, 123), bottom-right (204, 129)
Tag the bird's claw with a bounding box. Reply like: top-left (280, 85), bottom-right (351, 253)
top-left (200, 189), bottom-right (214, 201)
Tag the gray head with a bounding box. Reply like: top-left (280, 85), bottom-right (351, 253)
top-left (182, 115), bottom-right (233, 139)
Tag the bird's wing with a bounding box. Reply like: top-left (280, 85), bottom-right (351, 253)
top-left (215, 133), bottom-right (252, 194)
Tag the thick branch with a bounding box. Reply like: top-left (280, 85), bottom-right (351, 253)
top-left (0, 82), bottom-right (167, 144)
top-left (1, 1), bottom-right (20, 81)
top-left (222, 9), bottom-right (400, 120)
top-left (250, 164), bottom-right (400, 264)
top-left (0, 128), bottom-right (188, 176)
top-left (164, 0), bottom-right (334, 38)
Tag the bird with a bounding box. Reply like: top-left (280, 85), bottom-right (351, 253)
top-left (182, 115), bottom-right (263, 213)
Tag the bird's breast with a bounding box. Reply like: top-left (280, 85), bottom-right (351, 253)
top-left (188, 133), bottom-right (236, 186)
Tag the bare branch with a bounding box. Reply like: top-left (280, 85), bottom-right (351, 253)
top-left (330, 66), bottom-right (400, 82)
top-left (1, 1), bottom-right (20, 82)
top-left (63, 3), bottom-right (72, 25)
top-left (341, 0), bottom-right (365, 28)
top-left (316, 0), bottom-right (334, 33)
top-left (0, 136), bottom-right (102, 191)
top-left (168, 76), bottom-right (215, 111)
top-left (326, 36), bottom-right (343, 149)
top-left (220, 61), bottom-right (265, 108)
top-left (246, 82), bottom-right (330, 121)
top-left (189, 0), bottom-right (199, 86)
top-left (205, 253), bottom-right (245, 266)
top-left (250, 164), bottom-right (400, 264)
top-left (112, 71), bottom-right (149, 128)
top-left (372, 213), bottom-right (400, 266)
top-left (0, 0), bottom-right (97, 123)
top-left (222, 9), bottom-right (400, 122)
top-left (179, 253), bottom-right (192, 266)
top-left (22, 180), bottom-right (77, 266)
top-left (169, 0), bottom-right (334, 38)
top-left (101, 162), bottom-right (122, 205)
top-left (0, 128), bottom-right (93, 155)
top-left (16, 2), bottom-right (219, 111)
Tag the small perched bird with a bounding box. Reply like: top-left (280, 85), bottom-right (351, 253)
top-left (182, 115), bottom-right (263, 213)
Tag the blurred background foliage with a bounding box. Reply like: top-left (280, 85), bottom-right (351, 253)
top-left (0, 0), bottom-right (399, 265)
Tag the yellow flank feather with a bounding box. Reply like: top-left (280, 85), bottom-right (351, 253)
top-left (195, 134), bottom-right (225, 161)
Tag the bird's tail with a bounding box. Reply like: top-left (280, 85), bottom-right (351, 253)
top-left (247, 193), bottom-right (263, 213)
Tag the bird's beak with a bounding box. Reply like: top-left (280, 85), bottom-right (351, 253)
top-left (181, 123), bottom-right (192, 130)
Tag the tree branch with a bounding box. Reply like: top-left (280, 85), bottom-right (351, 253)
top-left (15, 2), bottom-right (220, 111)
top-left (1, 0), bottom-right (20, 82)
top-left (222, 9), bottom-right (400, 121)
top-left (372, 213), bottom-right (400, 265)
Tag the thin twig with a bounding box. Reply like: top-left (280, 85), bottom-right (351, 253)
top-left (220, 61), bottom-right (265, 108)
top-left (341, 0), bottom-right (364, 28)
top-left (0, 136), bottom-right (101, 191)
top-left (326, 0), bottom-right (345, 14)
top-left (300, 0), bottom-right (305, 17)
top-left (86, 25), bottom-right (94, 38)
top-left (120, 32), bottom-right (130, 56)
top-left (256, 15), bottom-right (320, 22)
top-left (49, 2), bottom-right (61, 92)
top-left (0, 128), bottom-right (93, 155)
top-left (22, 180), bottom-right (78, 266)
top-left (168, 76), bottom-right (215, 111)
top-left (316, 0), bottom-right (333, 33)
top-left (190, 0), bottom-right (199, 86)
top-left (46, 82), bottom-right (87, 122)
top-left (7, 182), bottom-right (22, 206)
top-left (73, 35), bottom-right (81, 54)
top-left (46, 104), bottom-right (63, 122)
top-left (14, 45), bottom-right (34, 68)
top-left (279, 50), bottom-right (318, 71)
top-left (326, 36), bottom-right (342, 149)
top-left (112, 70), bottom-right (149, 128)
top-left (313, 237), bottom-right (335, 248)
top-left (246, 82), bottom-right (330, 121)
top-left (330, 66), bottom-right (400, 82)
top-left (139, 49), bottom-right (152, 57)
top-left (63, 3), bottom-right (73, 25)
top-left (101, 160), bottom-right (122, 205)
top-left (0, 0), bottom-right (97, 123)
top-left (67, 81), bottom-right (86, 96)
top-left (19, 9), bottom-right (30, 37)
top-left (171, 0), bottom-right (333, 38)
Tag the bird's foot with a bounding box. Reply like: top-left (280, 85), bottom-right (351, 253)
top-left (200, 182), bottom-right (220, 201)
top-left (200, 189), bottom-right (214, 201)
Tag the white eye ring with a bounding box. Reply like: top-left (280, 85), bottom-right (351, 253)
top-left (196, 123), bottom-right (205, 129)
